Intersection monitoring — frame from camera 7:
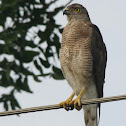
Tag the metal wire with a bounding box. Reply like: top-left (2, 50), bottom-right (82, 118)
top-left (0, 94), bottom-right (126, 117)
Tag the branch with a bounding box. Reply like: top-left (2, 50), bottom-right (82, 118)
top-left (0, 94), bottom-right (126, 117)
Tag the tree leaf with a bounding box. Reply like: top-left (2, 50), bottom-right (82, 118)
top-left (4, 101), bottom-right (9, 111)
top-left (22, 50), bottom-right (39, 63)
top-left (39, 57), bottom-right (50, 68)
top-left (23, 77), bottom-right (33, 93)
top-left (34, 59), bottom-right (43, 74)
top-left (52, 66), bottom-right (64, 80)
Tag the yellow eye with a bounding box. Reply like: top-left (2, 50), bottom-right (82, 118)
top-left (66, 8), bottom-right (69, 10)
top-left (74, 8), bottom-right (80, 12)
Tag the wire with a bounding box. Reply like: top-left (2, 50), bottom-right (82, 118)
top-left (0, 94), bottom-right (126, 117)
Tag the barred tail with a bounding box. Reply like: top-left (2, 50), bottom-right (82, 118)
top-left (83, 104), bottom-right (98, 126)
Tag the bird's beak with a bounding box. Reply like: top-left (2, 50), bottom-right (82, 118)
top-left (63, 9), bottom-right (70, 15)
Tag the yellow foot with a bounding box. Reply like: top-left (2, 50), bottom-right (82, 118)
top-left (58, 92), bottom-right (75, 111)
top-left (69, 97), bottom-right (82, 111)
top-left (58, 98), bottom-right (74, 111)
top-left (70, 88), bottom-right (86, 111)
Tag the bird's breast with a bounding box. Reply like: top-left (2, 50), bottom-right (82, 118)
top-left (60, 43), bottom-right (93, 77)
top-left (60, 23), bottom-right (93, 77)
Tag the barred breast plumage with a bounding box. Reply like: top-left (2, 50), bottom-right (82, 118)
top-left (60, 20), bottom-right (95, 95)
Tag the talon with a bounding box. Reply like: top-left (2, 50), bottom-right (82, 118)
top-left (58, 92), bottom-right (75, 111)
top-left (59, 88), bottom-right (86, 111)
top-left (76, 105), bottom-right (82, 111)
top-left (75, 98), bottom-right (82, 110)
top-left (69, 104), bottom-right (74, 110)
top-left (73, 88), bottom-right (86, 111)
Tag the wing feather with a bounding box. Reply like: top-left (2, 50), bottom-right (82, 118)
top-left (90, 24), bottom-right (107, 98)
top-left (90, 24), bottom-right (107, 118)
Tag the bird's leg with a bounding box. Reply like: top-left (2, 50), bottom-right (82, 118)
top-left (58, 92), bottom-right (75, 111)
top-left (69, 88), bottom-right (86, 111)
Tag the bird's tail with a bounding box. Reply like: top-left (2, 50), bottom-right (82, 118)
top-left (83, 104), bottom-right (98, 126)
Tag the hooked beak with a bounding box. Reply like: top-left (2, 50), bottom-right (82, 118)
top-left (63, 9), bottom-right (70, 15)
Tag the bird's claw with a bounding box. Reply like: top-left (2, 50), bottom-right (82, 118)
top-left (58, 99), bottom-right (74, 111)
top-left (69, 98), bottom-right (82, 111)
top-left (59, 97), bottom-right (82, 111)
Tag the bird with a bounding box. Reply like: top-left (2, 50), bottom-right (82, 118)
top-left (58, 3), bottom-right (107, 126)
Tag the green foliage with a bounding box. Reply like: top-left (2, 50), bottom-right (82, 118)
top-left (52, 66), bottom-right (64, 80)
top-left (0, 0), bottom-right (66, 111)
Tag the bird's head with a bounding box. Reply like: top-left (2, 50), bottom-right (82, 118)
top-left (63, 3), bottom-right (90, 22)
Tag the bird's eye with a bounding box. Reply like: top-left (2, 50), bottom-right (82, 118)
top-left (74, 8), bottom-right (80, 12)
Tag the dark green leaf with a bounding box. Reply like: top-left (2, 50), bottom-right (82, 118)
top-left (52, 66), bottom-right (61, 73)
top-left (4, 101), bottom-right (9, 111)
top-left (33, 75), bottom-right (41, 82)
top-left (34, 59), bottom-right (43, 74)
top-left (22, 50), bottom-right (39, 63)
top-left (39, 57), bottom-right (50, 68)
top-left (23, 77), bottom-right (33, 93)
top-left (9, 90), bottom-right (21, 110)
top-left (52, 66), bottom-right (64, 80)
top-left (52, 73), bottom-right (64, 80)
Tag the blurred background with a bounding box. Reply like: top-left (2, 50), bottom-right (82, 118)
top-left (0, 0), bottom-right (126, 126)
